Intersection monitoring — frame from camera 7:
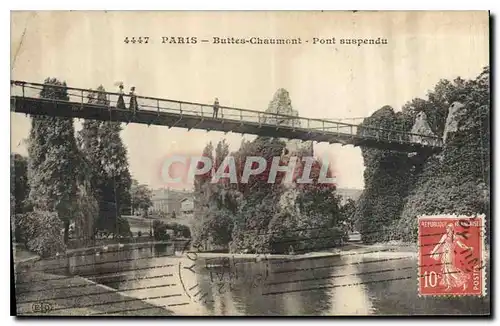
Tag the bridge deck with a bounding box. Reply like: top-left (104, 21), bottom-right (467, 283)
top-left (10, 81), bottom-right (443, 153)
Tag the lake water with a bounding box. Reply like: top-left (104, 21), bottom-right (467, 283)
top-left (42, 244), bottom-right (490, 316)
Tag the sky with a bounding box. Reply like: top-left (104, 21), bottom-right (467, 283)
top-left (10, 11), bottom-right (489, 190)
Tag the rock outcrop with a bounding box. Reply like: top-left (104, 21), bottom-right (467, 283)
top-left (263, 89), bottom-right (314, 211)
top-left (443, 101), bottom-right (466, 143)
top-left (410, 111), bottom-right (439, 146)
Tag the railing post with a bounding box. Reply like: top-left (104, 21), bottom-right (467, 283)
top-left (322, 121), bottom-right (325, 132)
top-left (157, 99), bottom-right (160, 113)
top-left (240, 110), bottom-right (243, 121)
top-left (179, 102), bottom-right (182, 114)
top-left (201, 105), bottom-right (204, 117)
top-left (350, 125), bottom-right (353, 135)
top-left (81, 89), bottom-right (84, 110)
top-left (22, 83), bottom-right (25, 98)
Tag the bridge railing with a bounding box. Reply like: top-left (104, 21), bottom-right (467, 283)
top-left (11, 80), bottom-right (443, 148)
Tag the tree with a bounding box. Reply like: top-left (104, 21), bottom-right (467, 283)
top-left (72, 158), bottom-right (99, 245)
top-left (11, 153), bottom-right (29, 243)
top-left (192, 142), bottom-right (214, 248)
top-left (227, 133), bottom-right (288, 253)
top-left (165, 222), bottom-right (192, 238)
top-left (177, 224), bottom-right (191, 238)
top-left (341, 198), bottom-right (357, 232)
top-left (78, 85), bottom-right (132, 236)
top-left (153, 220), bottom-right (170, 241)
top-left (354, 106), bottom-right (415, 243)
top-left (77, 92), bottom-right (103, 193)
top-left (11, 153), bottom-right (29, 214)
top-left (72, 91), bottom-right (108, 242)
top-left (192, 140), bottom-right (240, 250)
top-left (130, 179), bottom-right (153, 215)
top-left (396, 68), bottom-right (490, 242)
top-left (355, 67), bottom-right (490, 243)
top-left (27, 77), bottom-right (79, 244)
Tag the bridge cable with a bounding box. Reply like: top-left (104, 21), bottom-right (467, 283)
top-left (11, 13), bottom-right (35, 73)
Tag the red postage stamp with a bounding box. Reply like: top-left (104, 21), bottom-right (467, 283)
top-left (418, 214), bottom-right (486, 297)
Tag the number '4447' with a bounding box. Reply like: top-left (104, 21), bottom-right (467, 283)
top-left (124, 37), bottom-right (149, 44)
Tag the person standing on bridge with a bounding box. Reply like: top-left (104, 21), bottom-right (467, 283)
top-left (87, 89), bottom-right (96, 104)
top-left (116, 83), bottom-right (126, 110)
top-left (129, 86), bottom-right (139, 111)
top-left (213, 97), bottom-right (220, 118)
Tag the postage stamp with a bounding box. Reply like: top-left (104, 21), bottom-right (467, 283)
top-left (418, 214), bottom-right (486, 297)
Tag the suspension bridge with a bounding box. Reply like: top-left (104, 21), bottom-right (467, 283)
top-left (10, 81), bottom-right (443, 153)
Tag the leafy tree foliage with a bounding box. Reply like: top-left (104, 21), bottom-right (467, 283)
top-left (27, 78), bottom-right (79, 244)
top-left (396, 71), bottom-right (490, 241)
top-left (192, 140), bottom-right (240, 250)
top-left (73, 180), bottom-right (99, 244)
top-left (341, 198), bottom-right (357, 232)
top-left (354, 106), bottom-right (415, 243)
top-left (195, 89), bottom-right (346, 254)
top-left (165, 222), bottom-right (191, 238)
top-left (77, 85), bottom-right (132, 236)
top-left (356, 67), bottom-right (490, 243)
top-left (153, 220), bottom-right (170, 241)
top-left (11, 153), bottom-right (29, 215)
top-left (18, 81), bottom-right (134, 255)
top-left (15, 211), bottom-right (66, 258)
top-left (267, 209), bottom-right (301, 254)
top-left (230, 192), bottom-right (280, 253)
top-left (130, 179), bottom-right (153, 215)
top-left (229, 135), bottom-right (286, 253)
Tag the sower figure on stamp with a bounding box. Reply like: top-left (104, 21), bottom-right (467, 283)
top-left (213, 97), bottom-right (220, 118)
top-left (129, 86), bottom-right (139, 111)
top-left (116, 83), bottom-right (126, 110)
top-left (430, 223), bottom-right (472, 291)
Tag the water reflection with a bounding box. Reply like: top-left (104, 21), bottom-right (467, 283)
top-left (326, 255), bottom-right (374, 315)
top-left (35, 246), bottom-right (490, 316)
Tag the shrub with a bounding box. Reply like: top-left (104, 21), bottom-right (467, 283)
top-left (137, 230), bottom-right (142, 237)
top-left (165, 222), bottom-right (192, 238)
top-left (178, 225), bottom-right (191, 238)
top-left (15, 211), bottom-right (66, 258)
top-left (153, 220), bottom-right (170, 241)
top-left (330, 227), bottom-right (348, 246)
top-left (115, 216), bottom-right (132, 238)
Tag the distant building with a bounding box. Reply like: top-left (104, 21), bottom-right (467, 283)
top-left (149, 188), bottom-right (193, 217)
top-left (336, 188), bottom-right (363, 205)
top-left (180, 197), bottom-right (194, 220)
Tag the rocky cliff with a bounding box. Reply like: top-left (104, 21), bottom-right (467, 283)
top-left (355, 67), bottom-right (490, 243)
